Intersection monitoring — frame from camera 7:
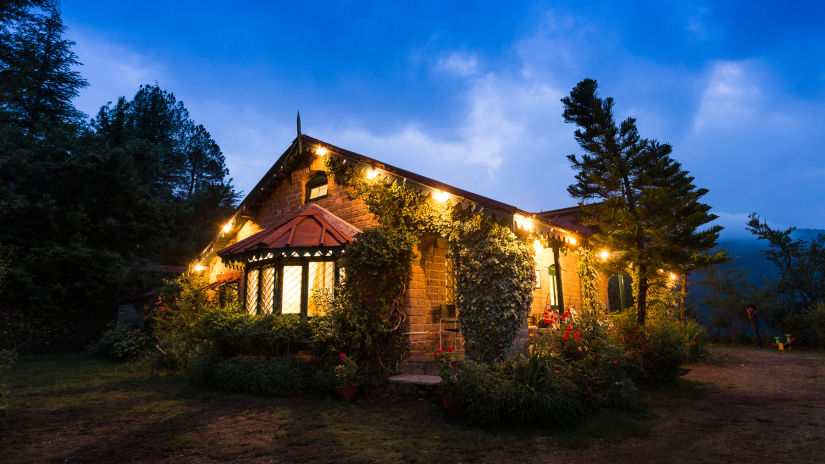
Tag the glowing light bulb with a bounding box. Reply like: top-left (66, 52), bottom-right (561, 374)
top-left (533, 239), bottom-right (543, 253)
top-left (315, 146), bottom-right (328, 157)
top-left (365, 169), bottom-right (379, 180)
top-left (599, 249), bottom-right (610, 260)
top-left (669, 272), bottom-right (678, 281)
top-left (433, 190), bottom-right (450, 203)
top-left (222, 221), bottom-right (233, 233)
top-left (568, 236), bottom-right (577, 246)
top-left (194, 264), bottom-right (206, 272)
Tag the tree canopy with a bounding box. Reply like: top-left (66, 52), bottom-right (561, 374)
top-left (0, 2), bottom-right (238, 352)
top-left (561, 78), bottom-right (722, 324)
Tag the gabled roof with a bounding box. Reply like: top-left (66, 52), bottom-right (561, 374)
top-left (196, 133), bottom-right (584, 265)
top-left (218, 204), bottom-right (359, 259)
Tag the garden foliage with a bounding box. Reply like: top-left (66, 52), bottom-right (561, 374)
top-left (437, 310), bottom-right (639, 426)
top-left (85, 324), bottom-right (155, 362)
top-left (610, 310), bottom-right (687, 384)
top-left (448, 213), bottom-right (535, 362)
top-left (200, 310), bottom-right (314, 358)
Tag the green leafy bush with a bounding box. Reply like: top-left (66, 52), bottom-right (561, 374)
top-left (438, 356), bottom-right (581, 426)
top-left (0, 349), bottom-right (16, 414)
top-left (807, 301), bottom-right (825, 347)
top-left (86, 323), bottom-right (156, 362)
top-left (534, 311), bottom-right (638, 410)
top-left (151, 274), bottom-right (241, 370)
top-left (682, 318), bottom-right (709, 362)
top-left (200, 310), bottom-right (314, 358)
top-left (189, 354), bottom-right (335, 396)
top-left (611, 310), bottom-right (687, 384)
top-left (449, 213), bottom-right (535, 362)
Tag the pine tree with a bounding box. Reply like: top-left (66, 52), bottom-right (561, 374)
top-left (0, 8), bottom-right (87, 133)
top-left (562, 79), bottom-right (722, 325)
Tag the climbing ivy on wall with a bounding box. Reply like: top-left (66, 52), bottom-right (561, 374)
top-left (324, 157), bottom-right (534, 365)
top-left (576, 247), bottom-right (605, 316)
top-left (448, 212), bottom-right (535, 362)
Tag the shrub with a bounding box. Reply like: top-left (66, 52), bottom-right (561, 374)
top-left (151, 274), bottom-right (240, 370)
top-left (449, 213), bottom-right (535, 362)
top-left (682, 318), bottom-right (709, 362)
top-left (0, 349), bottom-right (15, 414)
top-left (807, 301), bottom-right (825, 347)
top-left (200, 310), bottom-right (314, 358)
top-left (86, 324), bottom-right (155, 362)
top-left (533, 310), bottom-right (638, 410)
top-left (437, 355), bottom-right (582, 426)
top-left (611, 310), bottom-right (687, 384)
top-left (189, 355), bottom-right (335, 396)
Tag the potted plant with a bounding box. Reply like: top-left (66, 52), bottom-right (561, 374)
top-left (334, 353), bottom-right (359, 401)
top-left (433, 346), bottom-right (458, 413)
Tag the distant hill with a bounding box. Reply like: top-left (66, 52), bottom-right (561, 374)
top-left (687, 228), bottom-right (824, 328)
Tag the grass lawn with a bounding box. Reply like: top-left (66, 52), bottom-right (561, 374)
top-left (2, 345), bottom-right (823, 463)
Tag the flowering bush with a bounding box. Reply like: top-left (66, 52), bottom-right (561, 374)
top-left (334, 353), bottom-right (360, 386)
top-left (534, 311), bottom-right (638, 409)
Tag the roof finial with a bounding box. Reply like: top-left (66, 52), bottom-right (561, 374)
top-left (296, 111), bottom-right (302, 154)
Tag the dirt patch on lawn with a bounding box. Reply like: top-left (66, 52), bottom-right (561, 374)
top-left (1, 346), bottom-right (823, 463)
top-left (574, 345), bottom-right (825, 464)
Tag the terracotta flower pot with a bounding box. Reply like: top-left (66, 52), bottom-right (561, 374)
top-left (335, 384), bottom-right (358, 401)
top-left (441, 392), bottom-right (456, 414)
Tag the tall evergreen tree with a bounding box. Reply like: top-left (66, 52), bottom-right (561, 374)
top-left (0, 7), bottom-right (87, 133)
top-left (561, 79), bottom-right (721, 325)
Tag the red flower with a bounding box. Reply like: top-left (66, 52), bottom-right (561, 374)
top-left (692, 340), bottom-right (697, 345)
top-left (613, 360), bottom-right (619, 365)
top-left (433, 353), bottom-right (439, 358)
top-left (446, 347), bottom-right (454, 352)
top-left (159, 307), bottom-right (166, 311)
top-left (339, 353), bottom-right (346, 358)
top-left (435, 345), bottom-right (441, 351)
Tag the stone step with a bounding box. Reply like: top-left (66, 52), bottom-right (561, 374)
top-left (397, 358), bottom-right (439, 376)
top-left (388, 374), bottom-right (442, 397)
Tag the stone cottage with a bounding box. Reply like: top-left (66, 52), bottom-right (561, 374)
top-left (193, 133), bottom-right (608, 362)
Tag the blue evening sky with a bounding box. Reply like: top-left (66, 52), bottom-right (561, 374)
top-left (62, 1), bottom-right (825, 235)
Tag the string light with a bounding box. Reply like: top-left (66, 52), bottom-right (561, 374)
top-left (433, 190), bottom-right (450, 203)
top-left (599, 249), bottom-right (610, 260)
top-left (365, 169), bottom-right (379, 180)
top-left (315, 146), bottom-right (328, 157)
top-left (222, 220), bottom-right (233, 233)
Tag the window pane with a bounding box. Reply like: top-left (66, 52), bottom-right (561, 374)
top-left (245, 268), bottom-right (259, 315)
top-left (281, 265), bottom-right (303, 314)
top-left (260, 266), bottom-right (275, 314)
top-left (307, 261), bottom-right (334, 316)
top-left (309, 184), bottom-right (328, 200)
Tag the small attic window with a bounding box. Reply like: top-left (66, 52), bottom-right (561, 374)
top-left (305, 172), bottom-right (328, 202)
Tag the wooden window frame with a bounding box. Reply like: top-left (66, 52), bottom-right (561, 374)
top-left (244, 258), bottom-right (338, 318)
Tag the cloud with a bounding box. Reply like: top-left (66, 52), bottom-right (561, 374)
top-left (435, 52), bottom-right (479, 77)
top-left (692, 61), bottom-right (762, 130)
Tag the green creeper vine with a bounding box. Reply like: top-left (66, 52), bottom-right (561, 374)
top-left (576, 247), bottom-right (605, 316)
top-left (324, 157), bottom-right (534, 365)
top-left (448, 212), bottom-right (534, 362)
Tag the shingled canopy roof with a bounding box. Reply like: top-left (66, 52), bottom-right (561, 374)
top-left (218, 204), bottom-right (359, 265)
